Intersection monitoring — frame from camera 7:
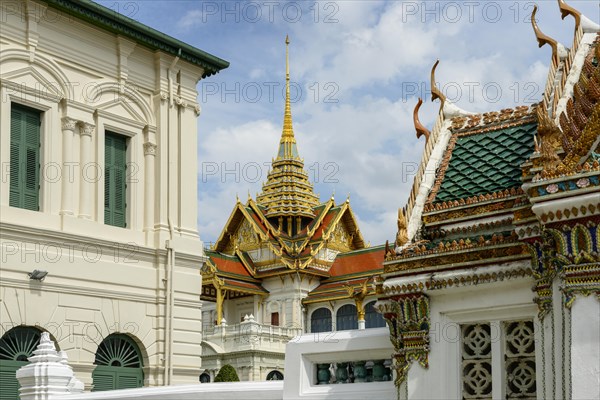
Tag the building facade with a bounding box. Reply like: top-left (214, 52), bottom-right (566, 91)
top-left (377, 2), bottom-right (599, 399)
top-left (0, 0), bottom-right (228, 397)
top-left (200, 38), bottom-right (385, 382)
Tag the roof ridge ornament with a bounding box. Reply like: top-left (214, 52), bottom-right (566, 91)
top-left (430, 60), bottom-right (446, 111)
top-left (531, 5), bottom-right (560, 66)
top-left (395, 206), bottom-right (409, 248)
top-left (558, 0), bottom-right (581, 32)
top-left (414, 98), bottom-right (430, 142)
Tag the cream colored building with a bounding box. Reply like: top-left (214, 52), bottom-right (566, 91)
top-left (0, 0), bottom-right (228, 397)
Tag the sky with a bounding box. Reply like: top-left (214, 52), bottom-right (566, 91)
top-left (100, 0), bottom-right (599, 247)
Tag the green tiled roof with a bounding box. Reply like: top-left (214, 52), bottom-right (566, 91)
top-left (434, 123), bottom-right (536, 203)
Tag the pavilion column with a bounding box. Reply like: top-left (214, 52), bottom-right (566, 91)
top-left (60, 117), bottom-right (77, 216)
top-left (143, 141), bottom-right (157, 231)
top-left (355, 297), bottom-right (366, 330)
top-left (78, 122), bottom-right (95, 219)
top-left (216, 286), bottom-right (225, 326)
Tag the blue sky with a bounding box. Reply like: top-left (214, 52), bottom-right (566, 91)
top-left (99, 0), bottom-right (598, 246)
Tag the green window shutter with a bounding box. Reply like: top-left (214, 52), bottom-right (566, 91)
top-left (0, 327), bottom-right (43, 400)
top-left (117, 371), bottom-right (143, 389)
top-left (9, 105), bottom-right (40, 211)
top-left (93, 335), bottom-right (144, 392)
top-left (104, 132), bottom-right (127, 227)
top-left (92, 368), bottom-right (115, 392)
top-left (0, 361), bottom-right (22, 400)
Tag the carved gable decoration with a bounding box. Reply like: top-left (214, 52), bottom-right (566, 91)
top-left (236, 219), bottom-right (260, 251)
top-left (329, 222), bottom-right (352, 251)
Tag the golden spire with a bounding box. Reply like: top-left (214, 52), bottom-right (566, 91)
top-left (278, 35), bottom-right (298, 160)
top-left (256, 36), bottom-right (320, 220)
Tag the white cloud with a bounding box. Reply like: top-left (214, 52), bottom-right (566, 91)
top-left (189, 0), bottom-right (599, 248)
top-left (178, 9), bottom-right (203, 31)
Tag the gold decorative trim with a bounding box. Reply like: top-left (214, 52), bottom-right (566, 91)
top-left (383, 267), bottom-right (532, 295)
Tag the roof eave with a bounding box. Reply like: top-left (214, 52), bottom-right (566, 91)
top-left (45, 0), bottom-right (229, 77)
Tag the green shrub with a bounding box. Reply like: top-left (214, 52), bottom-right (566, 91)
top-left (214, 364), bottom-right (240, 382)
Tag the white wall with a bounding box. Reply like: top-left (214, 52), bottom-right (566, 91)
top-left (0, 0), bottom-right (210, 387)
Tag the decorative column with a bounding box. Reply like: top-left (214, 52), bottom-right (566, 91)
top-left (347, 280), bottom-right (368, 330)
top-left (356, 299), bottom-right (366, 330)
top-left (215, 279), bottom-right (225, 326)
top-left (60, 117), bottom-right (77, 216)
top-left (143, 141), bottom-right (157, 231)
top-left (78, 122), bottom-right (95, 219)
top-left (379, 293), bottom-right (430, 388)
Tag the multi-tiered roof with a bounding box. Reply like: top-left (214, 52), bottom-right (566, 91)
top-left (256, 36), bottom-right (321, 219)
top-left (202, 38), bottom-right (380, 305)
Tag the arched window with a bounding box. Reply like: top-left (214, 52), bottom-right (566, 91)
top-left (310, 308), bottom-right (332, 333)
top-left (365, 301), bottom-right (386, 328)
top-left (199, 372), bottom-right (211, 383)
top-left (336, 304), bottom-right (358, 331)
top-left (0, 326), bottom-right (44, 400)
top-left (266, 370), bottom-right (284, 380)
top-left (92, 334), bottom-right (144, 391)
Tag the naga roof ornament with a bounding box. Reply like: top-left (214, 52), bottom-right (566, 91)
top-left (430, 60), bottom-right (446, 112)
top-left (531, 5), bottom-right (560, 67)
top-left (413, 98), bottom-right (430, 142)
top-left (558, 0), bottom-right (581, 32)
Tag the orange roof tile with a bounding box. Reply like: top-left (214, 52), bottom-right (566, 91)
top-left (311, 208), bottom-right (340, 241)
top-left (208, 252), bottom-right (253, 278)
top-left (222, 278), bottom-right (268, 294)
top-left (328, 245), bottom-right (385, 277)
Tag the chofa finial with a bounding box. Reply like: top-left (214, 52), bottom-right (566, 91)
top-left (430, 60), bottom-right (446, 110)
top-left (413, 98), bottom-right (430, 142)
top-left (531, 5), bottom-right (560, 66)
top-left (558, 0), bottom-right (581, 32)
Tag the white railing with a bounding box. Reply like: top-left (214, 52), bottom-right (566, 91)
top-left (203, 320), bottom-right (303, 354)
top-left (17, 329), bottom-right (395, 400)
top-left (204, 322), bottom-right (302, 338)
top-left (51, 382), bottom-right (284, 400)
top-left (282, 328), bottom-right (395, 400)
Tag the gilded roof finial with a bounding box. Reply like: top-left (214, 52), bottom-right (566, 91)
top-left (255, 36), bottom-right (320, 218)
top-left (413, 97), bottom-right (430, 141)
top-left (558, 0), bottom-right (581, 32)
top-left (430, 60), bottom-right (446, 111)
top-left (278, 34), bottom-right (297, 160)
top-left (531, 5), bottom-right (560, 66)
